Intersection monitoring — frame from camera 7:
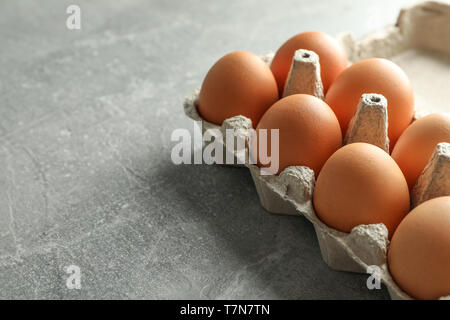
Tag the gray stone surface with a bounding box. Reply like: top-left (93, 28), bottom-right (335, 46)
top-left (0, 0), bottom-right (412, 299)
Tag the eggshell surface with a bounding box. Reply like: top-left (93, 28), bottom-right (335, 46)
top-left (253, 94), bottom-right (342, 175)
top-left (270, 31), bottom-right (347, 95)
top-left (325, 58), bottom-right (415, 150)
top-left (313, 143), bottom-right (410, 238)
top-left (198, 51), bottom-right (278, 127)
top-left (388, 196), bottom-right (450, 300)
top-left (391, 113), bottom-right (450, 190)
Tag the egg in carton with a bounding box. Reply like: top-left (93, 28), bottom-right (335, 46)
top-left (183, 52), bottom-right (275, 167)
top-left (183, 0), bottom-right (450, 299)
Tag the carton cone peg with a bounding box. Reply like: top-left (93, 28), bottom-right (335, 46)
top-left (220, 115), bottom-right (253, 165)
top-left (283, 49), bottom-right (324, 99)
top-left (344, 93), bottom-right (389, 152)
top-left (411, 142), bottom-right (450, 208)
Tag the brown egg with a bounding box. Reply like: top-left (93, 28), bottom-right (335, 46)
top-left (270, 31), bottom-right (347, 95)
top-left (198, 51), bottom-right (278, 127)
top-left (391, 113), bottom-right (450, 190)
top-left (325, 58), bottom-right (415, 151)
top-left (388, 196), bottom-right (450, 300)
top-left (253, 94), bottom-right (342, 175)
top-left (313, 143), bottom-right (410, 237)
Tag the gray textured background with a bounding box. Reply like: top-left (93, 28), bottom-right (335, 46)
top-left (0, 0), bottom-right (413, 299)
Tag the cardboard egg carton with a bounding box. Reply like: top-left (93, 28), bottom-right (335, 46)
top-left (183, 0), bottom-right (450, 299)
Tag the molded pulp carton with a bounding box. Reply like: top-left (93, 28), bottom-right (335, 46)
top-left (183, 1), bottom-right (450, 300)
